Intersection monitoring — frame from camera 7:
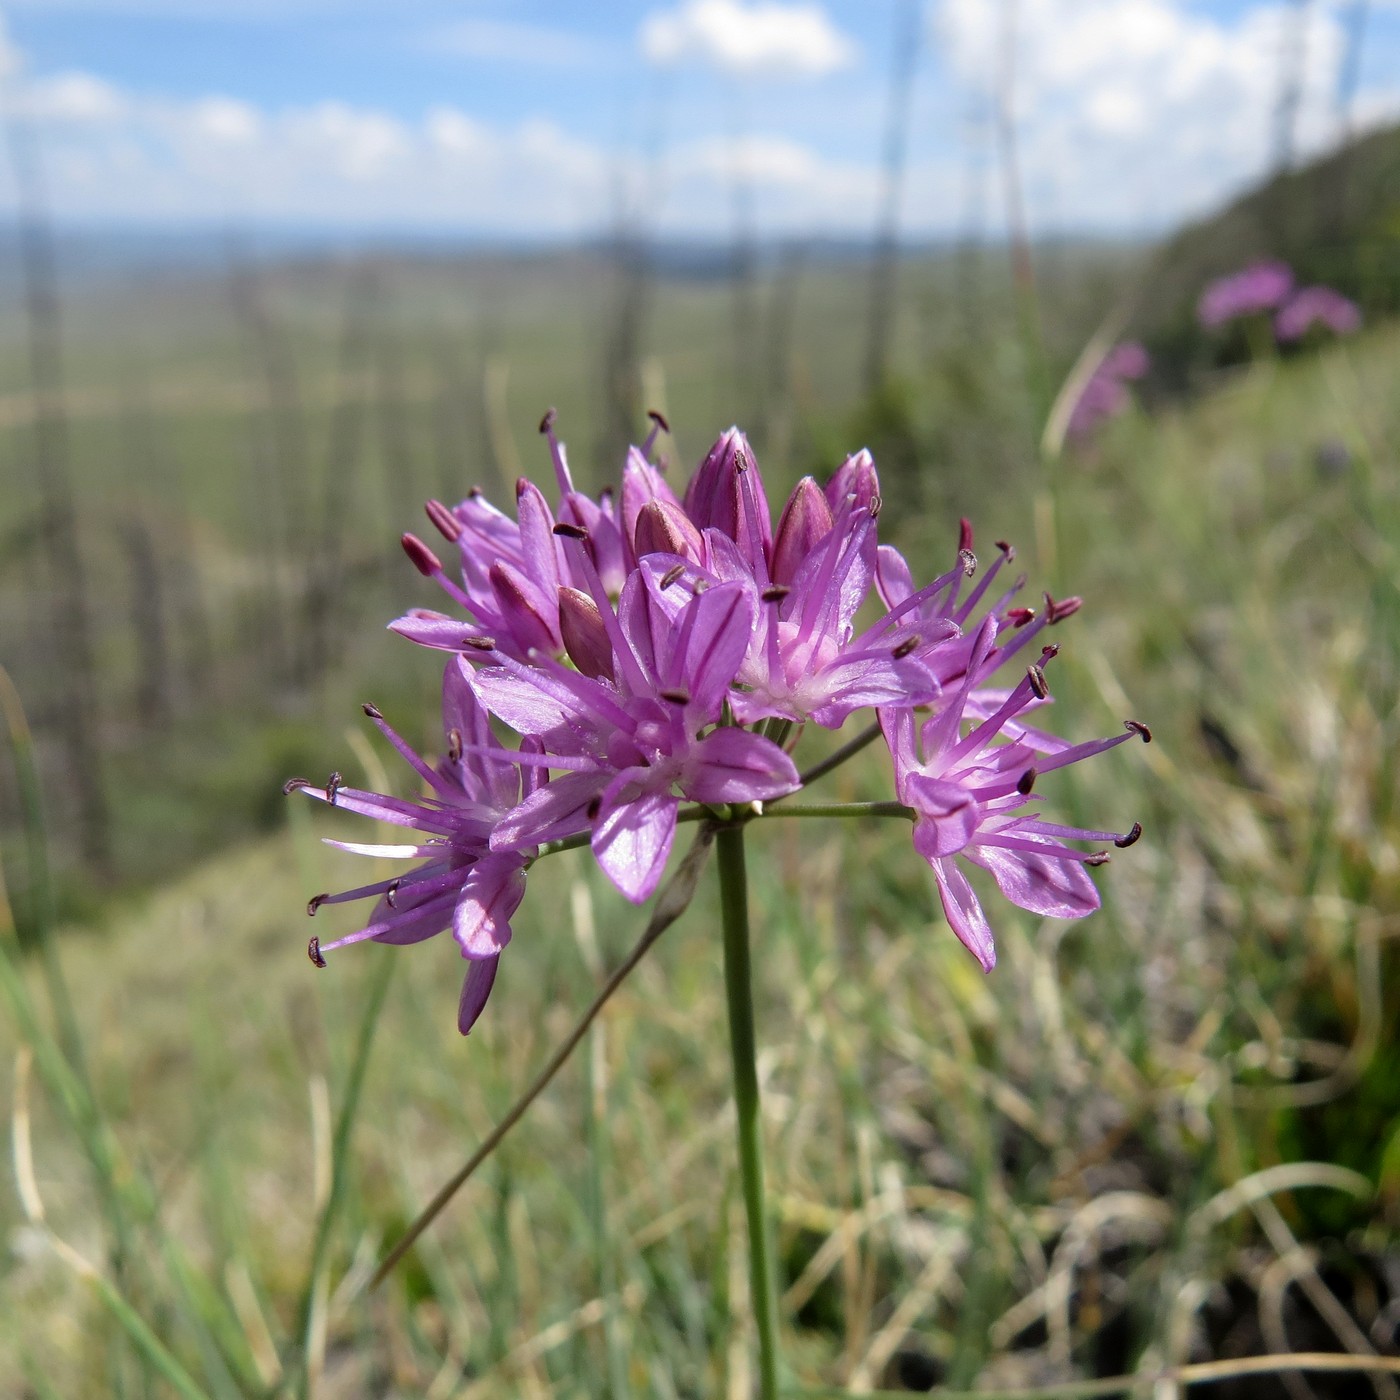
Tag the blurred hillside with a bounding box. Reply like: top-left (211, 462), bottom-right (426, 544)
top-left (1130, 120), bottom-right (1400, 385)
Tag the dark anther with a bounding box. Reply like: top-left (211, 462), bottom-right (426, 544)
top-left (539, 407), bottom-right (557, 434)
top-left (308, 936), bottom-right (327, 968)
top-left (660, 563), bottom-right (687, 589)
top-left (761, 584), bottom-right (790, 603)
top-left (386, 879), bottom-right (400, 909)
top-left (1046, 593), bottom-right (1083, 624)
top-left (425, 499), bottom-right (462, 542)
top-left (869, 494), bottom-right (883, 518)
top-left (892, 635), bottom-right (920, 660)
top-left (447, 728), bottom-right (463, 762)
top-left (958, 548), bottom-right (977, 577)
top-left (1017, 768), bottom-right (1037, 795)
top-left (1115, 822), bottom-right (1143, 849)
top-left (283, 777), bottom-right (312, 796)
top-left (958, 518), bottom-right (974, 553)
top-left (660, 687), bottom-right (690, 705)
top-left (1125, 719), bottom-right (1153, 743)
top-left (307, 894), bottom-right (327, 916)
top-left (327, 771), bottom-right (345, 804)
top-left (467, 485), bottom-right (484, 499)
top-left (552, 522), bottom-right (588, 540)
top-left (402, 533), bottom-right (442, 577)
top-left (1085, 851), bottom-right (1111, 867)
top-left (647, 408), bottom-right (670, 432)
top-left (995, 539), bottom-right (1014, 558)
top-left (1007, 607), bottom-right (1035, 628)
top-left (362, 702), bottom-right (383, 719)
top-left (1040, 643), bottom-right (1060, 660)
top-left (464, 635), bottom-right (496, 651)
top-left (1028, 665), bottom-right (1049, 700)
top-left (586, 796), bottom-right (602, 820)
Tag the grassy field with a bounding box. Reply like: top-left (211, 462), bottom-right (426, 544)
top-left (2, 249), bottom-right (1399, 1396)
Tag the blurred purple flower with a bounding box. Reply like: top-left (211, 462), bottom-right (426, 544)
top-left (292, 659), bottom-right (532, 1034)
top-left (1274, 286), bottom-right (1361, 342)
top-left (1197, 260), bottom-right (1294, 329)
top-left (1065, 341), bottom-right (1149, 441)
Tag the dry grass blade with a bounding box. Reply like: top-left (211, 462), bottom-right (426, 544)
top-left (1189, 1162), bottom-right (1372, 1236)
top-left (369, 820), bottom-right (718, 1290)
top-left (847, 1227), bottom-right (967, 1391)
top-left (791, 1352), bottom-right (1400, 1398)
top-left (1250, 1195), bottom-right (1399, 1400)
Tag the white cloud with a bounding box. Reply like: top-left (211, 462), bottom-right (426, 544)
top-left (934, 0), bottom-right (1379, 229)
top-left (641, 0), bottom-right (855, 77)
top-left (4, 74), bottom-right (613, 232)
top-left (427, 18), bottom-right (612, 68)
top-left (23, 71), bottom-right (128, 122)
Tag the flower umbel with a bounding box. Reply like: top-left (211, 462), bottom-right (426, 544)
top-left (296, 417), bottom-right (1144, 1033)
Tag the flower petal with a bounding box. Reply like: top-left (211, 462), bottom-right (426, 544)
top-left (443, 658), bottom-right (518, 810)
top-left (909, 776), bottom-right (980, 857)
top-left (457, 954), bottom-right (499, 1035)
top-left (966, 839), bottom-right (1101, 920)
top-left (932, 859), bottom-right (997, 971)
top-left (592, 776), bottom-right (678, 903)
top-left (452, 859), bottom-right (526, 957)
top-left (683, 727), bottom-right (800, 805)
top-left (490, 769), bottom-right (607, 850)
top-left (666, 580), bottom-right (755, 721)
top-left (389, 611), bottom-right (491, 650)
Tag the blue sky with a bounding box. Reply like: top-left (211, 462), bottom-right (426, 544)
top-left (0, 0), bottom-right (1396, 237)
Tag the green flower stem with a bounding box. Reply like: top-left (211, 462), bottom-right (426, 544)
top-left (759, 801), bottom-right (912, 821)
top-left (717, 821), bottom-right (781, 1400)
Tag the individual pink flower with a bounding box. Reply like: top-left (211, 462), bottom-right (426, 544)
top-left (881, 617), bottom-right (1147, 969)
top-left (291, 659), bottom-right (534, 1034)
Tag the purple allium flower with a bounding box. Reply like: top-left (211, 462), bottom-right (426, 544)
top-left (477, 550), bottom-right (799, 902)
top-left (881, 617), bottom-right (1148, 970)
top-left (1274, 286), bottom-right (1362, 343)
top-left (1197, 260), bottom-right (1295, 329)
top-left (300, 412), bottom-right (1148, 1029)
top-left (292, 659), bottom-right (531, 1034)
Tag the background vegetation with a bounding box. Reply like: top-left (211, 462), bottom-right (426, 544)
top-left (1, 126), bottom-right (1398, 1397)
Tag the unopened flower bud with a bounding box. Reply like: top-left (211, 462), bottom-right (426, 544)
top-left (824, 449), bottom-right (881, 513)
top-left (772, 476), bottom-right (834, 585)
top-left (558, 586), bottom-right (612, 678)
top-left (634, 498), bottom-right (703, 561)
